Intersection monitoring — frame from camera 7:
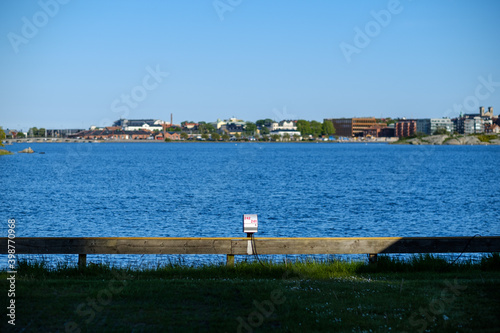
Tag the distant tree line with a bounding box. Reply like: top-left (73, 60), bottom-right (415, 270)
top-left (296, 120), bottom-right (335, 138)
top-left (27, 127), bottom-right (47, 137)
top-left (19, 119), bottom-right (336, 141)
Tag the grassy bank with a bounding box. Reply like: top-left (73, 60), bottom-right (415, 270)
top-left (0, 148), bottom-right (13, 155)
top-left (1, 254), bottom-right (499, 332)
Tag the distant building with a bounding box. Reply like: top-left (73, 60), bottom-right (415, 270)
top-left (416, 118), bottom-right (454, 135)
top-left (394, 120), bottom-right (417, 137)
top-left (164, 132), bottom-right (181, 140)
top-left (225, 123), bottom-right (245, 135)
top-left (485, 123), bottom-right (500, 134)
top-left (480, 106), bottom-right (494, 118)
top-left (46, 129), bottom-right (86, 138)
top-left (70, 128), bottom-right (152, 140)
top-left (213, 118), bottom-right (246, 130)
top-left (268, 120), bottom-right (301, 138)
top-left (270, 120), bottom-right (297, 131)
top-left (454, 106), bottom-right (494, 134)
top-left (464, 117), bottom-right (484, 134)
top-left (269, 129), bottom-right (302, 138)
top-left (113, 119), bottom-right (168, 132)
top-left (362, 123), bottom-right (394, 138)
top-left (182, 122), bottom-right (198, 130)
top-left (324, 118), bottom-right (376, 137)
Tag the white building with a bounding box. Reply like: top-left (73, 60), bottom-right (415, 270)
top-left (113, 119), bottom-right (168, 132)
top-left (416, 118), bottom-right (454, 135)
top-left (212, 118), bottom-right (246, 130)
top-left (464, 117), bottom-right (484, 134)
top-left (270, 120), bottom-right (297, 131)
top-left (269, 129), bottom-right (302, 138)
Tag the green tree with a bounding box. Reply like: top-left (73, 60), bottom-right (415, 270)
top-left (296, 120), bottom-right (311, 136)
top-left (201, 133), bottom-right (209, 140)
top-left (28, 127), bottom-right (38, 137)
top-left (310, 121), bottom-right (322, 138)
top-left (260, 126), bottom-right (270, 135)
top-left (322, 120), bottom-right (336, 136)
top-left (283, 133), bottom-right (291, 141)
top-left (206, 123), bottom-right (216, 133)
top-left (180, 132), bottom-right (189, 140)
top-left (181, 121), bottom-right (194, 127)
top-left (245, 121), bottom-right (257, 136)
top-left (221, 134), bottom-right (230, 141)
top-left (271, 134), bottom-right (281, 141)
top-left (256, 118), bottom-right (273, 127)
top-left (0, 127), bottom-right (6, 147)
top-left (293, 134), bottom-right (300, 141)
top-left (197, 123), bottom-right (207, 134)
top-left (234, 133), bottom-right (241, 140)
top-left (211, 132), bottom-right (220, 141)
top-left (433, 127), bottom-right (448, 135)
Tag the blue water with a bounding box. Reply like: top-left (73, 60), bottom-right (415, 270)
top-left (1, 142), bottom-right (499, 266)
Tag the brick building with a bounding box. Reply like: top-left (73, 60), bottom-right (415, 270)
top-left (394, 120), bottom-right (417, 137)
top-left (324, 118), bottom-right (376, 137)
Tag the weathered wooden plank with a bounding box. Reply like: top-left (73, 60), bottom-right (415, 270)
top-left (0, 238), bottom-right (233, 255)
top-left (0, 237), bottom-right (498, 255)
top-left (230, 237), bottom-right (500, 254)
top-left (231, 238), bottom-right (402, 254)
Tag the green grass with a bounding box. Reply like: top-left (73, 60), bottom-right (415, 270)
top-left (392, 133), bottom-right (429, 144)
top-left (1, 254), bottom-right (499, 332)
top-left (474, 134), bottom-right (498, 143)
top-left (0, 148), bottom-right (13, 155)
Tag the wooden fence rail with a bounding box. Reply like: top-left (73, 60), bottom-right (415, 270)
top-left (1, 236), bottom-right (499, 268)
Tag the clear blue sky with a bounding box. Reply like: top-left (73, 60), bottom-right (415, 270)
top-left (1, 0), bottom-right (500, 130)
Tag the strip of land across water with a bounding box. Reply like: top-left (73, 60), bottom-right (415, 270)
top-left (3, 133), bottom-right (500, 146)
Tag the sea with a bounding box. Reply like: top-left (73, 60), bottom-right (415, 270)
top-left (1, 142), bottom-right (499, 267)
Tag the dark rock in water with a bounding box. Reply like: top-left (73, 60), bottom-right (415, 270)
top-left (19, 147), bottom-right (34, 153)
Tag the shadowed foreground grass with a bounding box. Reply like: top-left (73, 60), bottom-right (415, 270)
top-left (1, 254), bottom-right (499, 332)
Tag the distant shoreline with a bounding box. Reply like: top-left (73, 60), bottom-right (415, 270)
top-left (3, 133), bottom-right (499, 146)
top-left (2, 139), bottom-right (394, 145)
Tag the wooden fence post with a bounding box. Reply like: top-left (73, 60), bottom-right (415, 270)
top-left (226, 254), bottom-right (235, 267)
top-left (78, 254), bottom-right (87, 269)
top-left (368, 254), bottom-right (378, 264)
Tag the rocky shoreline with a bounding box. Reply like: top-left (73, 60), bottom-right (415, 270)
top-left (394, 134), bottom-right (500, 145)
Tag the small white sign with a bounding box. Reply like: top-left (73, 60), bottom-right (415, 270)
top-left (243, 214), bottom-right (258, 233)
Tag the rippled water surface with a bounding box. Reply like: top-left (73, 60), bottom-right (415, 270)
top-left (1, 142), bottom-right (499, 265)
